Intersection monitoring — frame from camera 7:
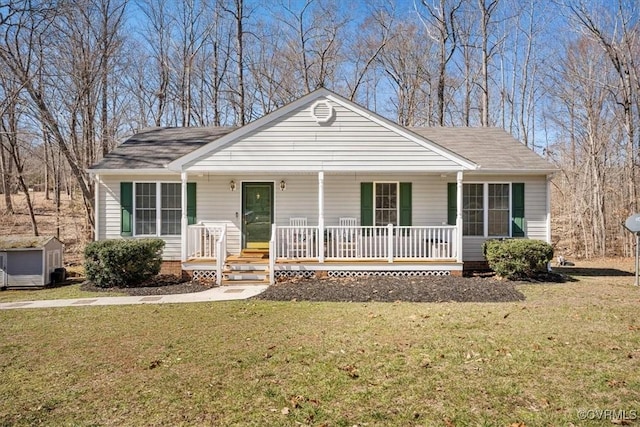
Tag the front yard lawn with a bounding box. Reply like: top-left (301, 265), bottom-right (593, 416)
top-left (0, 259), bottom-right (638, 426)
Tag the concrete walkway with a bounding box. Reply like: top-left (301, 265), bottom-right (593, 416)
top-left (0, 285), bottom-right (268, 310)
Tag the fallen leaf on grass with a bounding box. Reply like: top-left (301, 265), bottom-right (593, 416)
top-left (340, 364), bottom-right (359, 378)
top-left (147, 359), bottom-right (162, 369)
top-left (281, 407), bottom-right (289, 415)
top-left (611, 419), bottom-right (632, 425)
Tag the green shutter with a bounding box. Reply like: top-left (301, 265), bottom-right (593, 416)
top-left (360, 182), bottom-right (373, 227)
top-left (399, 182), bottom-right (412, 226)
top-left (447, 183), bottom-right (457, 225)
top-left (187, 182), bottom-right (197, 225)
top-left (512, 183), bottom-right (525, 237)
top-left (120, 182), bottom-right (133, 236)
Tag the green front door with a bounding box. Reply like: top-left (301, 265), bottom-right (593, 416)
top-left (242, 182), bottom-right (274, 249)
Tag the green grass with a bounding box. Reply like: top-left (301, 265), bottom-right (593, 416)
top-left (0, 282), bottom-right (126, 302)
top-left (1, 261), bottom-right (639, 426)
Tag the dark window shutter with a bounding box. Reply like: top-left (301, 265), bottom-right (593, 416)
top-left (447, 183), bottom-right (457, 225)
top-left (120, 182), bottom-right (133, 236)
top-left (360, 182), bottom-right (373, 227)
top-left (512, 183), bottom-right (525, 237)
top-left (399, 182), bottom-right (412, 226)
top-left (187, 182), bottom-right (197, 225)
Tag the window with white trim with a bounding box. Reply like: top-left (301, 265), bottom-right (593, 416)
top-left (161, 183), bottom-right (181, 235)
top-left (463, 183), bottom-right (484, 236)
top-left (135, 183), bottom-right (157, 235)
top-left (134, 182), bottom-right (182, 236)
top-left (375, 182), bottom-right (398, 226)
top-left (462, 183), bottom-right (511, 237)
top-left (488, 184), bottom-right (509, 236)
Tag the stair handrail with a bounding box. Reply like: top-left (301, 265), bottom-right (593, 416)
top-left (215, 224), bottom-right (227, 286)
top-left (269, 223), bottom-right (276, 285)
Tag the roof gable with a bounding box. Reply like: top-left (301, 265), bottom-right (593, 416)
top-left (169, 89), bottom-right (477, 172)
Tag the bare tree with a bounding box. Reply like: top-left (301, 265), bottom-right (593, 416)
top-left (416, 0), bottom-right (464, 126)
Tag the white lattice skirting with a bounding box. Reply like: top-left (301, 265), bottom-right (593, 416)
top-left (274, 270), bottom-right (316, 279)
top-left (274, 270), bottom-right (451, 280)
top-left (192, 270), bottom-right (217, 281)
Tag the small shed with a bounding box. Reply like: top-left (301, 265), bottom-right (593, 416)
top-left (0, 236), bottom-right (64, 288)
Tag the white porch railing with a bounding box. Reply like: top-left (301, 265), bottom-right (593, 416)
top-left (275, 224), bottom-right (457, 261)
top-left (274, 225), bottom-right (320, 259)
top-left (187, 222), bottom-right (226, 259)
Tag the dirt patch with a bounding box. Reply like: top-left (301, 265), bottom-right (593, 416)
top-left (254, 274), bottom-right (531, 303)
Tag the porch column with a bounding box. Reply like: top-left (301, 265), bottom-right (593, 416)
top-left (94, 174), bottom-right (100, 241)
top-left (318, 171), bottom-right (325, 263)
top-left (456, 171), bottom-right (464, 263)
top-left (181, 171), bottom-right (188, 262)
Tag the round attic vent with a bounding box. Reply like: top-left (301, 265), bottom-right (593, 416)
top-left (310, 100), bottom-right (334, 123)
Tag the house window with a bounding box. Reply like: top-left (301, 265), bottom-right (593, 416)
top-left (161, 183), bottom-right (181, 235)
top-left (375, 182), bottom-right (398, 226)
top-left (463, 184), bottom-right (484, 236)
top-left (135, 183), bottom-right (157, 235)
top-left (134, 182), bottom-right (182, 236)
top-left (488, 184), bottom-right (509, 236)
top-left (462, 183), bottom-right (511, 237)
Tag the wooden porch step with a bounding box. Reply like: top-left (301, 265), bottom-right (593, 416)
top-left (220, 279), bottom-right (269, 286)
top-left (223, 261), bottom-right (269, 283)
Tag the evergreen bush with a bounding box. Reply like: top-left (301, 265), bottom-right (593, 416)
top-left (84, 238), bottom-right (165, 288)
top-left (482, 239), bottom-right (553, 280)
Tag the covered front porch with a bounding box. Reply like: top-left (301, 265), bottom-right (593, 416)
top-left (179, 171), bottom-right (465, 285)
top-left (184, 222), bottom-right (462, 284)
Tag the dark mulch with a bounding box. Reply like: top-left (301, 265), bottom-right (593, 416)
top-left (80, 274), bottom-right (213, 296)
top-left (79, 271), bottom-right (567, 302)
top-left (254, 274), bottom-right (533, 303)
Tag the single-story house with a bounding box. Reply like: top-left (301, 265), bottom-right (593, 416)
top-left (0, 236), bottom-right (64, 288)
top-left (89, 88), bottom-right (556, 284)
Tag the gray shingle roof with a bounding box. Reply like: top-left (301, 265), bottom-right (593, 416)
top-left (409, 127), bottom-right (554, 171)
top-left (89, 127), bottom-right (236, 170)
top-left (90, 125), bottom-right (554, 173)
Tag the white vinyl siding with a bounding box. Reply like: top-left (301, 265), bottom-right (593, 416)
top-left (184, 100), bottom-right (464, 173)
top-left (96, 172), bottom-right (549, 263)
top-left (462, 175), bottom-right (549, 261)
top-left (97, 175), bottom-right (183, 260)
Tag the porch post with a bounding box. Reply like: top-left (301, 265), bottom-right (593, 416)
top-left (456, 171), bottom-right (464, 263)
top-left (94, 174), bottom-right (99, 241)
top-left (318, 171), bottom-right (325, 263)
top-left (181, 171), bottom-right (188, 262)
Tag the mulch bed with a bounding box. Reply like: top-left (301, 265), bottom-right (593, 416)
top-left (79, 272), bottom-right (566, 302)
top-left (80, 274), bottom-right (212, 296)
top-left (254, 274), bottom-right (531, 303)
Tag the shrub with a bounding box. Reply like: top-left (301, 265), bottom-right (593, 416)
top-left (84, 238), bottom-right (165, 288)
top-left (482, 239), bottom-right (554, 280)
